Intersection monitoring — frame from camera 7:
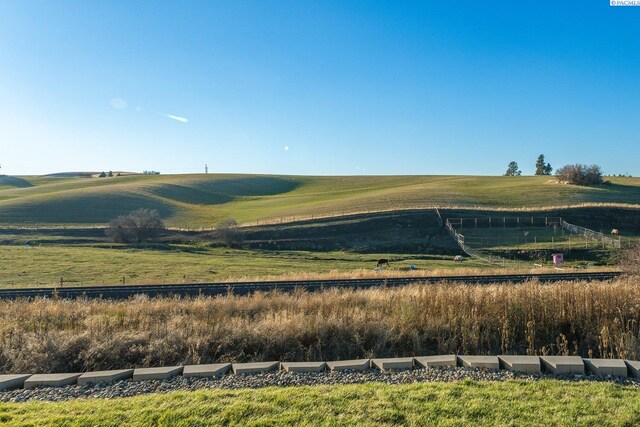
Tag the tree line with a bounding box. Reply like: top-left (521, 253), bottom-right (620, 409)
top-left (504, 155), bottom-right (605, 186)
top-left (504, 154), bottom-right (553, 177)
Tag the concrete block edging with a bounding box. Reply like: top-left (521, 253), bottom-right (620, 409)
top-left (3, 355), bottom-right (640, 391)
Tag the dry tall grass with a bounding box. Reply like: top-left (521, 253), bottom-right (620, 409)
top-left (221, 267), bottom-right (615, 284)
top-left (1, 277), bottom-right (639, 374)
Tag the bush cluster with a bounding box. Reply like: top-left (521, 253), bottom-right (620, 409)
top-left (555, 164), bottom-right (604, 186)
top-left (105, 209), bottom-right (165, 243)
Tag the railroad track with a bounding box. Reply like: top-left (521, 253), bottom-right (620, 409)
top-left (0, 272), bottom-right (622, 300)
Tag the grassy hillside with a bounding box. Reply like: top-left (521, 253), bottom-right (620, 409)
top-left (1, 381), bottom-right (639, 426)
top-left (1, 174), bottom-right (640, 227)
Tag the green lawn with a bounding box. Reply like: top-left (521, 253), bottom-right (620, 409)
top-left (0, 245), bottom-right (487, 288)
top-left (1, 174), bottom-right (640, 227)
top-left (1, 380), bottom-right (639, 426)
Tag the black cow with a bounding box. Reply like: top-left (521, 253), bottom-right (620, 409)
top-left (377, 259), bottom-right (390, 268)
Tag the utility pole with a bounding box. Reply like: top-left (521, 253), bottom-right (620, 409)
top-left (205, 164), bottom-right (208, 174)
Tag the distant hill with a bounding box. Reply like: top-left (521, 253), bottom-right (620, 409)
top-left (41, 172), bottom-right (96, 178)
top-left (0, 174), bottom-right (639, 227)
top-left (41, 172), bottom-right (139, 178)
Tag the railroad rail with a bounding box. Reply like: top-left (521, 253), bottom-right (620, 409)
top-left (0, 272), bottom-right (622, 300)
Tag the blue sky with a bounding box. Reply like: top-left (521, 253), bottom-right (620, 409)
top-left (1, 1), bottom-right (639, 176)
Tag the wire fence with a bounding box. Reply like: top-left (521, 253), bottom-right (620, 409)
top-left (445, 215), bottom-right (624, 266)
top-left (445, 218), bottom-right (520, 266)
top-left (561, 220), bottom-right (621, 248)
top-left (446, 216), bottom-right (562, 230)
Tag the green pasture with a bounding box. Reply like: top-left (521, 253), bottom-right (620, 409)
top-left (1, 174), bottom-right (640, 227)
top-left (1, 380), bottom-right (639, 426)
top-left (0, 245), bottom-right (486, 288)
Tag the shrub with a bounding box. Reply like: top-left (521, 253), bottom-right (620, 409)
top-left (555, 164), bottom-right (604, 186)
top-left (105, 209), bottom-right (165, 243)
top-left (213, 218), bottom-right (244, 247)
top-left (621, 243), bottom-right (640, 276)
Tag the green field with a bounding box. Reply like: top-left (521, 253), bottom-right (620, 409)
top-left (2, 174), bottom-right (640, 227)
top-left (0, 245), bottom-right (490, 288)
top-left (1, 381), bottom-right (639, 426)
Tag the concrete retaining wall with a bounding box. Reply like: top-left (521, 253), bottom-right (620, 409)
top-left (1, 355), bottom-right (638, 391)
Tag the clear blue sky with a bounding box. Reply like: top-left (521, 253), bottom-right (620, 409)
top-left (1, 1), bottom-right (639, 176)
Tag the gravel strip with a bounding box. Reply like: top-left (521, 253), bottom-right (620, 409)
top-left (1, 367), bottom-right (638, 403)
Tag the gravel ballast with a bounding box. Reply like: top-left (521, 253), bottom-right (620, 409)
top-left (1, 367), bottom-right (639, 403)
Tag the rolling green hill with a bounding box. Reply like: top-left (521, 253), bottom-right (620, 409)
top-left (1, 174), bottom-right (639, 227)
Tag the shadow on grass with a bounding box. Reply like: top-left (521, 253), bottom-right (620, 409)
top-left (0, 176), bottom-right (33, 188)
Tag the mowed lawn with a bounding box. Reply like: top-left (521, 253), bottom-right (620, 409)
top-left (1, 381), bottom-right (639, 426)
top-left (1, 174), bottom-right (640, 227)
top-left (0, 245), bottom-right (487, 288)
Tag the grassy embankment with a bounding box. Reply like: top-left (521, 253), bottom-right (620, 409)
top-left (1, 278), bottom-right (638, 374)
top-left (2, 174), bottom-right (640, 227)
top-left (1, 381), bottom-right (640, 426)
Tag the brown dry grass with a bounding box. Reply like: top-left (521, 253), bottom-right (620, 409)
top-left (220, 266), bottom-right (618, 283)
top-left (0, 277), bottom-right (639, 374)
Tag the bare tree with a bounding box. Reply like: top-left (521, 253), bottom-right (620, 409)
top-left (214, 218), bottom-right (244, 246)
top-left (106, 209), bottom-right (165, 243)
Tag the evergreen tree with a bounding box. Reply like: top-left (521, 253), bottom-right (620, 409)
top-left (504, 161), bottom-right (521, 176)
top-left (535, 154), bottom-right (553, 175)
